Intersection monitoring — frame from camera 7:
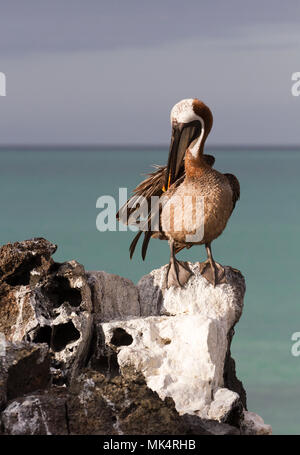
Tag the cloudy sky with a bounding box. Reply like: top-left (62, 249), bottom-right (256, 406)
top-left (0, 0), bottom-right (299, 145)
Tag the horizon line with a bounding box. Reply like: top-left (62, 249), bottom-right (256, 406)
top-left (0, 143), bottom-right (299, 150)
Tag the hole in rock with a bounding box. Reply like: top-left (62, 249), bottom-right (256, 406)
top-left (43, 276), bottom-right (82, 307)
top-left (52, 376), bottom-right (66, 387)
top-left (32, 325), bottom-right (52, 346)
top-left (51, 321), bottom-right (80, 352)
top-left (110, 328), bottom-right (133, 347)
top-left (5, 256), bottom-right (42, 286)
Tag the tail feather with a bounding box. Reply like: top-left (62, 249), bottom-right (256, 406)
top-left (129, 231), bottom-right (143, 259)
top-left (141, 231), bottom-right (152, 261)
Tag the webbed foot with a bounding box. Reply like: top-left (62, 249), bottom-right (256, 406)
top-left (166, 259), bottom-right (193, 288)
top-left (199, 259), bottom-right (227, 286)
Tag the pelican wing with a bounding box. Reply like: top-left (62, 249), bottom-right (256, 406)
top-left (117, 164), bottom-right (184, 259)
top-left (117, 155), bottom-right (215, 260)
top-left (224, 173), bottom-right (240, 211)
top-left (116, 165), bottom-right (167, 223)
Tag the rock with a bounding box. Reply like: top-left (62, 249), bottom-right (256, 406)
top-left (241, 411), bottom-right (272, 435)
top-left (0, 239), bottom-right (271, 435)
top-left (0, 238), bottom-right (57, 287)
top-left (0, 333), bottom-right (7, 409)
top-left (31, 260), bottom-right (94, 385)
top-left (208, 388), bottom-right (242, 425)
top-left (223, 339), bottom-right (247, 409)
top-left (0, 238), bottom-right (93, 385)
top-left (97, 263), bottom-right (246, 423)
top-left (0, 238), bottom-right (56, 342)
top-left (67, 369), bottom-right (187, 435)
top-left (182, 414), bottom-right (240, 435)
top-left (0, 341), bottom-right (50, 410)
top-left (66, 371), bottom-right (117, 435)
top-left (87, 271), bottom-right (140, 323)
top-left (138, 262), bottom-right (245, 318)
top-left (1, 369), bottom-right (208, 435)
top-left (86, 271), bottom-right (140, 376)
top-left (1, 388), bottom-right (69, 435)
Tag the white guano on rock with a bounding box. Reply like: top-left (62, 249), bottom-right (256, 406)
top-left (97, 263), bottom-right (246, 419)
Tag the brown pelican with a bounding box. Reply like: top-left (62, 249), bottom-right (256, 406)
top-left (117, 99), bottom-right (240, 288)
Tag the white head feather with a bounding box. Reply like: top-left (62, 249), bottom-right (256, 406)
top-left (170, 99), bottom-right (205, 158)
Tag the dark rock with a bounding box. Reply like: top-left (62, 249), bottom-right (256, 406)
top-left (1, 388), bottom-right (69, 435)
top-left (0, 341), bottom-right (50, 410)
top-left (72, 369), bottom-right (185, 435)
top-left (62, 368), bottom-right (214, 435)
top-left (182, 414), bottom-right (240, 435)
top-left (0, 369), bottom-right (192, 435)
top-left (223, 327), bottom-right (247, 409)
top-left (0, 365), bottom-right (242, 435)
top-left (0, 238), bottom-right (56, 287)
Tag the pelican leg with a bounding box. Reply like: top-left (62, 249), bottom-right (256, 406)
top-left (166, 240), bottom-right (193, 288)
top-left (199, 243), bottom-right (227, 286)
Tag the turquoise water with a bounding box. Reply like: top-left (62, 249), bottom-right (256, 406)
top-left (0, 147), bottom-right (300, 434)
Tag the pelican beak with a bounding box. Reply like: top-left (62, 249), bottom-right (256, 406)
top-left (163, 120), bottom-right (201, 191)
top-left (163, 123), bottom-right (182, 191)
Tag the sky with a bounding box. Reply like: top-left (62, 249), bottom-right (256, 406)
top-left (0, 0), bottom-right (299, 145)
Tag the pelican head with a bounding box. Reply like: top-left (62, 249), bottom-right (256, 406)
top-left (164, 99), bottom-right (213, 190)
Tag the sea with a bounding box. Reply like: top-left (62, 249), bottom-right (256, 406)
top-left (0, 146), bottom-right (299, 435)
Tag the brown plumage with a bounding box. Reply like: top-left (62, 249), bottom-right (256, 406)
top-left (116, 154), bottom-right (216, 259)
top-left (117, 98), bottom-right (240, 287)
